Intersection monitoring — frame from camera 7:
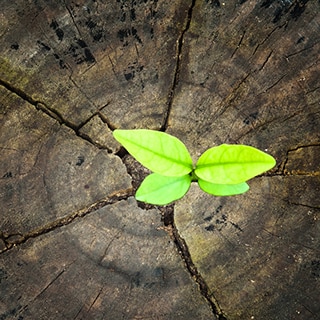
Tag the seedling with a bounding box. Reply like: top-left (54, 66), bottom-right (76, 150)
top-left (113, 129), bottom-right (276, 205)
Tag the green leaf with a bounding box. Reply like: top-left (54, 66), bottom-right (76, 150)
top-left (198, 179), bottom-right (249, 196)
top-left (136, 173), bottom-right (191, 205)
top-left (195, 144), bottom-right (276, 184)
top-left (113, 129), bottom-right (193, 176)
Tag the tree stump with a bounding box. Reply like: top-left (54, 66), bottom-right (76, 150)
top-left (1, 1), bottom-right (319, 319)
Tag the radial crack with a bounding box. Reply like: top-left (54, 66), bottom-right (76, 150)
top-left (161, 0), bottom-right (196, 131)
top-left (286, 201), bottom-right (320, 210)
top-left (0, 190), bottom-right (133, 254)
top-left (252, 24), bottom-right (285, 57)
top-left (63, 0), bottom-right (82, 38)
top-left (265, 74), bottom-right (286, 92)
top-left (172, 223), bottom-right (228, 319)
top-left (0, 78), bottom-right (115, 151)
top-left (161, 206), bottom-right (227, 319)
top-left (231, 30), bottom-right (246, 58)
top-left (259, 50), bottom-right (273, 71)
top-left (0, 77), bottom-right (71, 127)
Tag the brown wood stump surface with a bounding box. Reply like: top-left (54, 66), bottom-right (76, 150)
top-left (1, 1), bottom-right (319, 319)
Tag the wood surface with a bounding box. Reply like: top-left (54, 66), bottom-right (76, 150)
top-left (1, 1), bottom-right (319, 319)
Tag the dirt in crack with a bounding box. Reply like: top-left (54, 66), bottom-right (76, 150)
top-left (117, 152), bottom-right (227, 319)
top-left (161, 205), bottom-right (228, 320)
top-left (114, 135), bottom-right (227, 318)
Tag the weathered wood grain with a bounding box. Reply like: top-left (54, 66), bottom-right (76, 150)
top-left (0, 89), bottom-right (132, 237)
top-left (0, 0), bottom-right (191, 129)
top-left (0, 0), bottom-right (319, 319)
top-left (171, 1), bottom-right (320, 319)
top-left (0, 199), bottom-right (213, 319)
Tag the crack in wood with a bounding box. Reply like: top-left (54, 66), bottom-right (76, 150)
top-left (252, 24), bottom-right (285, 57)
top-left (161, 206), bottom-right (227, 319)
top-left (213, 72), bottom-right (252, 121)
top-left (285, 39), bottom-right (320, 59)
top-left (68, 76), bottom-right (97, 112)
top-left (70, 283), bottom-right (104, 319)
top-left (265, 74), bottom-right (286, 92)
top-left (300, 302), bottom-right (319, 318)
top-left (63, 0), bottom-right (82, 38)
top-left (16, 268), bottom-right (66, 317)
top-left (0, 190), bottom-right (133, 254)
top-left (34, 269), bottom-right (65, 300)
top-left (75, 101), bottom-right (116, 152)
top-left (0, 78), bottom-right (65, 125)
top-left (231, 30), bottom-right (246, 58)
top-left (0, 78), bottom-right (116, 151)
top-left (279, 144), bottom-right (320, 176)
top-left (234, 105), bottom-right (308, 143)
top-left (306, 86), bottom-right (320, 95)
top-left (171, 220), bottom-right (228, 320)
top-left (0, 78), bottom-right (71, 126)
top-left (259, 50), bottom-right (273, 71)
top-left (86, 287), bottom-right (103, 314)
top-left (17, 260), bottom-right (76, 317)
top-left (286, 201), bottom-right (320, 210)
top-left (161, 0), bottom-right (196, 131)
top-left (98, 230), bottom-right (122, 266)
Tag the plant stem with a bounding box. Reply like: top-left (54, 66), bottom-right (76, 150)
top-left (189, 170), bottom-right (198, 182)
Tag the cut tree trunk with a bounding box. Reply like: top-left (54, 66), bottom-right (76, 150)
top-left (0, 1), bottom-right (319, 319)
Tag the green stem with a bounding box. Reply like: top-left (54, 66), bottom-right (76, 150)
top-left (189, 170), bottom-right (198, 182)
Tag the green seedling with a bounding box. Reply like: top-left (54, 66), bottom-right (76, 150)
top-left (113, 129), bottom-right (276, 205)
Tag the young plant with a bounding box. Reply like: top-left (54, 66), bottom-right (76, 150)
top-left (113, 129), bottom-right (276, 205)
